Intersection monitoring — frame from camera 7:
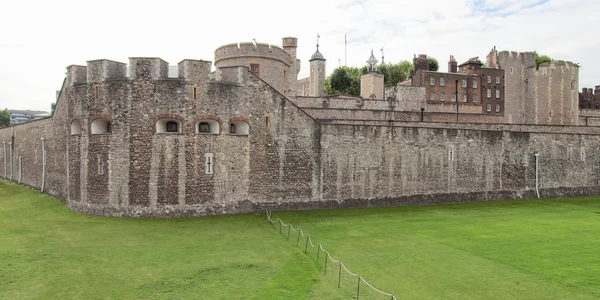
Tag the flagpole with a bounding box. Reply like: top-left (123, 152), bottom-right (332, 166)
top-left (345, 34), bottom-right (347, 66)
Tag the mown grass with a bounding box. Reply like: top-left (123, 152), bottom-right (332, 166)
top-left (272, 198), bottom-right (600, 299)
top-left (2, 179), bottom-right (600, 299)
top-left (0, 180), bottom-right (318, 299)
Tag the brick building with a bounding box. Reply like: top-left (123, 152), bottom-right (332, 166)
top-left (411, 55), bottom-right (505, 115)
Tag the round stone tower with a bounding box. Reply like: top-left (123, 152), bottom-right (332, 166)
top-left (214, 38), bottom-right (298, 97)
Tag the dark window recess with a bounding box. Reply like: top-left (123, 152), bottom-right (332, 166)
top-left (166, 121), bottom-right (178, 133)
top-left (250, 64), bottom-right (260, 75)
top-left (199, 122), bottom-right (211, 133)
top-left (230, 124), bottom-right (236, 134)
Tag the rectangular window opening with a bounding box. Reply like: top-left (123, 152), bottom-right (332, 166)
top-left (193, 87), bottom-right (198, 100)
top-left (250, 64), bottom-right (260, 75)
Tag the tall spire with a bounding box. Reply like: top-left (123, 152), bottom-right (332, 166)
top-left (309, 34), bottom-right (326, 61)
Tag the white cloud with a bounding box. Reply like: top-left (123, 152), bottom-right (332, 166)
top-left (0, 0), bottom-right (598, 111)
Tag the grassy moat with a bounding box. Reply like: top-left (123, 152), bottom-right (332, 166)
top-left (1, 180), bottom-right (599, 299)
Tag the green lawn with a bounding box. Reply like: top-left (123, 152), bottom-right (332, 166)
top-left (271, 198), bottom-right (600, 299)
top-left (2, 180), bottom-right (600, 299)
top-left (0, 181), bottom-right (318, 299)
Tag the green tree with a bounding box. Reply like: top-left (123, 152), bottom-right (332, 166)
top-left (0, 109), bottom-right (10, 127)
top-left (376, 61), bottom-right (412, 87)
top-left (324, 66), bottom-right (366, 96)
top-left (534, 51), bottom-right (552, 69)
top-left (427, 57), bottom-right (439, 71)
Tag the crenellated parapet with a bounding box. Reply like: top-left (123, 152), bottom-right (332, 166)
top-left (65, 58), bottom-right (214, 87)
top-left (214, 42), bottom-right (295, 66)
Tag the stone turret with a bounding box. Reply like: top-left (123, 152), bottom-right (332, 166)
top-left (309, 42), bottom-right (326, 97)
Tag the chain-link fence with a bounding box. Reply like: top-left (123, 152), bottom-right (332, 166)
top-left (266, 210), bottom-right (397, 300)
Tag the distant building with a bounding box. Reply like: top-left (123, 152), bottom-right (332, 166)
top-left (8, 110), bottom-right (50, 124)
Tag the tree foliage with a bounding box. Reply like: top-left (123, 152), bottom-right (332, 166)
top-left (0, 109), bottom-right (10, 127)
top-left (534, 51), bottom-right (552, 69)
top-left (427, 57), bottom-right (439, 71)
top-left (324, 61), bottom-right (412, 96)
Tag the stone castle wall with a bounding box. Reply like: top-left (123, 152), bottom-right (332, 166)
top-left (495, 51), bottom-right (579, 125)
top-left (1, 52), bottom-right (599, 218)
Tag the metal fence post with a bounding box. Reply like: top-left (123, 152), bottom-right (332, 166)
top-left (316, 243), bottom-right (320, 263)
top-left (338, 262), bottom-right (342, 288)
top-left (279, 221), bottom-right (282, 233)
top-left (357, 275), bottom-right (361, 300)
top-left (296, 230), bottom-right (301, 246)
top-left (305, 235), bottom-right (309, 253)
top-left (324, 251), bottom-right (328, 275)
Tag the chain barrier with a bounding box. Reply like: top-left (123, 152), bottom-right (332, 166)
top-left (266, 209), bottom-right (396, 300)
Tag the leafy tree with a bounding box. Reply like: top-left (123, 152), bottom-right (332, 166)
top-left (0, 109), bottom-right (10, 127)
top-left (534, 51), bottom-right (552, 69)
top-left (427, 57), bottom-right (439, 71)
top-left (324, 61), bottom-right (413, 95)
top-left (376, 61), bottom-right (412, 87)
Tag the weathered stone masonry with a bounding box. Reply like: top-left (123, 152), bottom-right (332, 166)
top-left (1, 55), bottom-right (600, 217)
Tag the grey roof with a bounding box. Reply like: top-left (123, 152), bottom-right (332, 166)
top-left (309, 45), bottom-right (326, 61)
top-left (367, 49), bottom-right (378, 65)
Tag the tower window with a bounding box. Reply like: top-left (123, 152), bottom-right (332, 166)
top-left (192, 87), bottom-right (198, 100)
top-left (198, 122), bottom-right (211, 133)
top-left (195, 118), bottom-right (221, 134)
top-left (166, 121), bottom-right (178, 133)
top-left (264, 115), bottom-right (271, 128)
top-left (155, 118), bottom-right (182, 133)
top-left (250, 64), bottom-right (260, 75)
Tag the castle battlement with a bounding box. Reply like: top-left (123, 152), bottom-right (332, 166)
top-left (214, 42), bottom-right (295, 66)
top-left (66, 58), bottom-right (213, 86)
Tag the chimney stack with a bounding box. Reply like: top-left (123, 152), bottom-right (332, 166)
top-left (448, 55), bottom-right (457, 73)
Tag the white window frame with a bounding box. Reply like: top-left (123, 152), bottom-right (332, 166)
top-left (496, 76), bottom-right (500, 84)
top-left (462, 79), bottom-right (467, 88)
top-left (487, 76), bottom-right (491, 84)
top-left (473, 95), bottom-right (478, 103)
top-left (430, 93), bottom-right (435, 101)
top-left (495, 104), bottom-right (500, 112)
top-left (486, 104), bottom-right (491, 112)
top-left (462, 94), bottom-right (467, 102)
top-left (487, 89), bottom-right (492, 98)
top-left (451, 93), bottom-right (456, 102)
top-left (496, 89), bottom-right (500, 99)
top-left (440, 78), bottom-right (445, 87)
top-left (429, 77), bottom-right (435, 86)
top-left (440, 92), bottom-right (445, 101)
top-left (473, 80), bottom-right (477, 88)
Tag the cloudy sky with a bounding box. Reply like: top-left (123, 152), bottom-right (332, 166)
top-left (1, 0), bottom-right (598, 111)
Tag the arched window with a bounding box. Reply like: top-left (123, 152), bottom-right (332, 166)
top-left (196, 119), bottom-right (220, 134)
top-left (71, 119), bottom-right (82, 135)
top-left (156, 118), bottom-right (182, 133)
top-left (229, 118), bottom-right (250, 135)
top-left (91, 118), bottom-right (111, 135)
